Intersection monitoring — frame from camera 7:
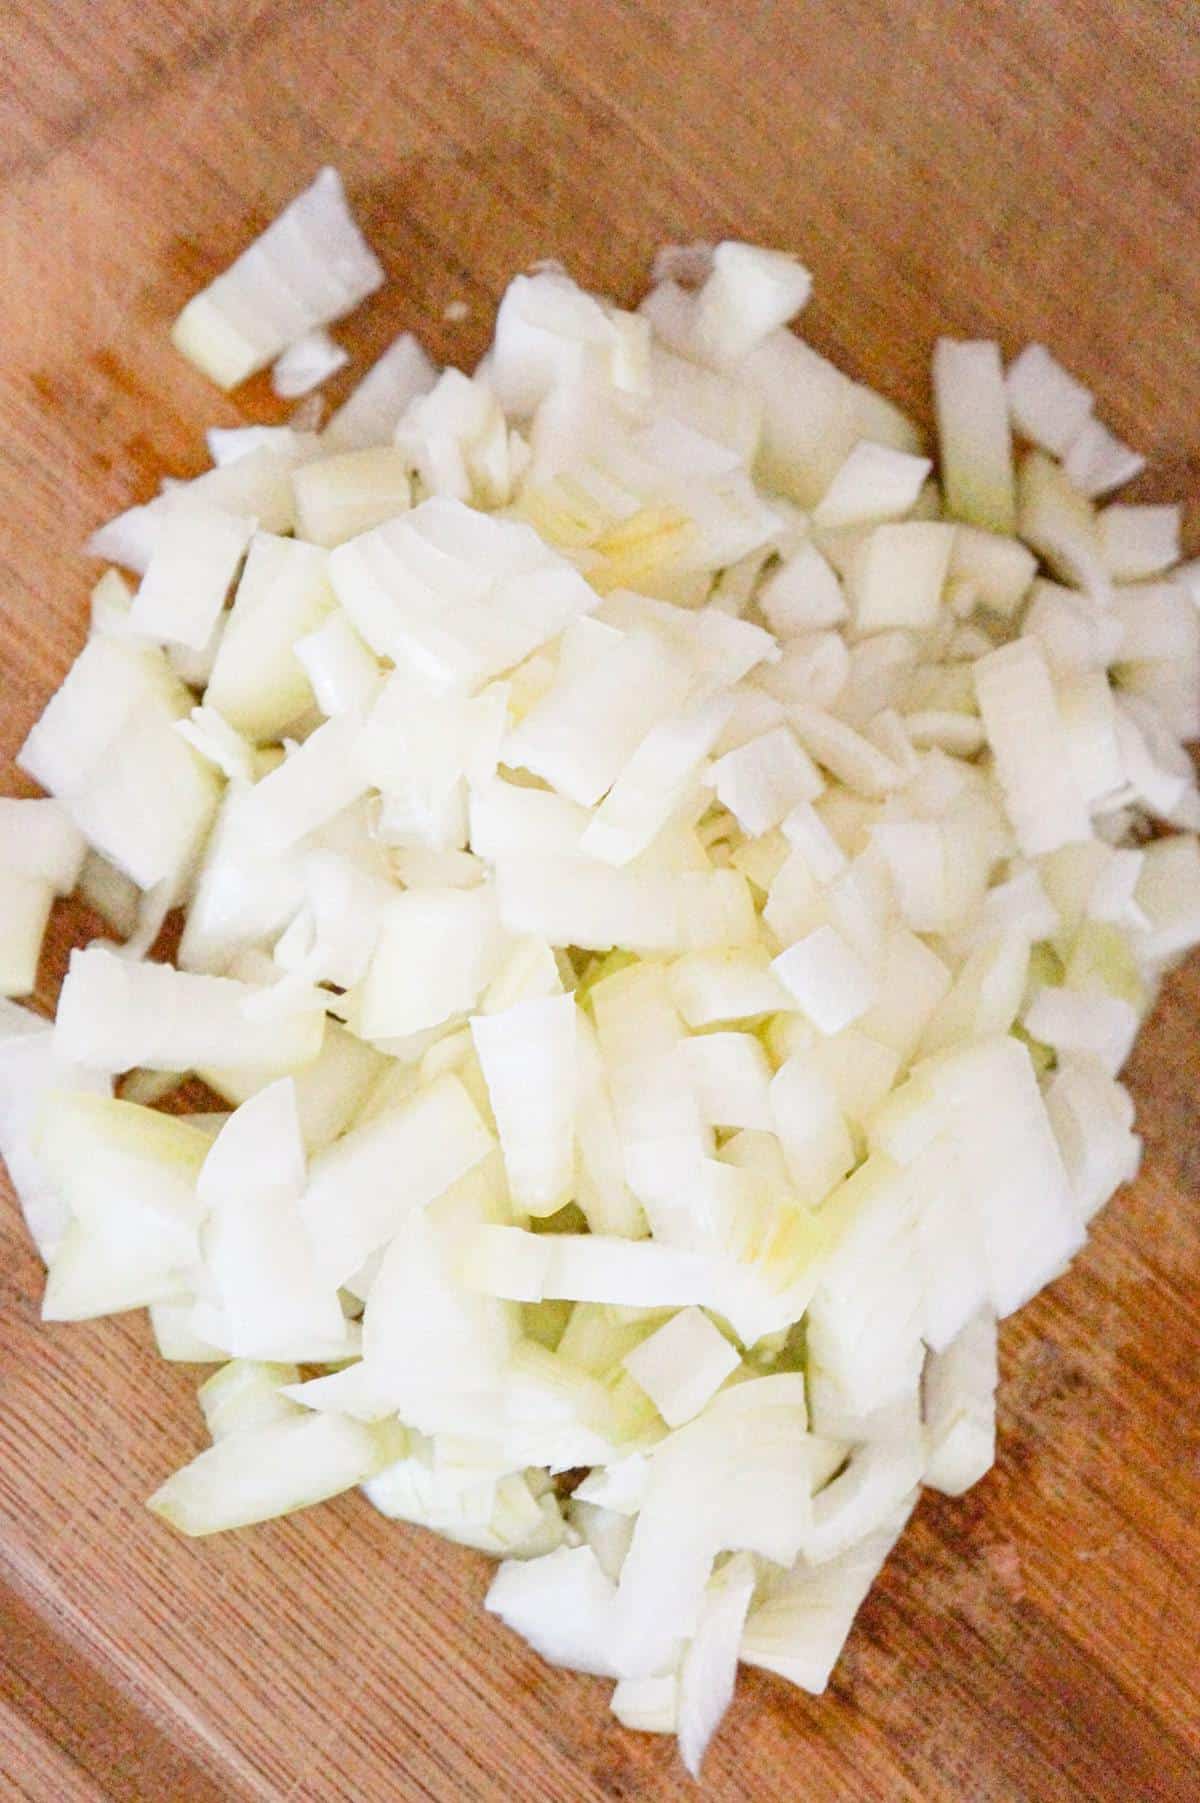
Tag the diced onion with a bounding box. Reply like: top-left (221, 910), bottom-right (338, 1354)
top-left (3, 195), bottom-right (1197, 1784)
top-left (172, 169), bottom-right (384, 390)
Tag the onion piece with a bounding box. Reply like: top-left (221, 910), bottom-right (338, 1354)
top-left (299, 1072), bottom-right (494, 1286)
top-left (0, 1004), bottom-right (111, 1260)
top-left (18, 636), bottom-right (221, 891)
top-left (1006, 343), bottom-right (1094, 457)
top-left (621, 1308), bottom-right (740, 1427)
top-left (471, 995), bottom-right (577, 1217)
top-left (923, 1309), bottom-right (998, 1495)
top-left (741, 1497), bottom-right (915, 1693)
top-left (172, 168), bottom-right (384, 390)
top-left (355, 885), bottom-right (504, 1040)
top-left (324, 332), bottom-right (438, 449)
top-left (1098, 502), bottom-right (1182, 581)
top-left (0, 800), bottom-right (86, 997)
top-left (846, 520), bottom-right (957, 632)
top-left (129, 504), bottom-right (254, 651)
top-left (271, 327), bottom-right (349, 399)
top-left (932, 340), bottom-right (1015, 534)
top-left (973, 638), bottom-right (1091, 856)
top-left (693, 242), bottom-right (812, 365)
top-left (813, 442), bottom-right (931, 530)
top-left (54, 945), bottom-right (325, 1074)
top-left (1017, 449), bottom-right (1107, 596)
top-left (292, 447), bottom-right (412, 548)
top-left (707, 725), bottom-right (823, 837)
top-left (148, 1411), bottom-right (401, 1536)
top-left (37, 1092), bottom-right (208, 1320)
top-left (608, 1376), bottom-right (811, 1678)
top-left (1062, 416), bottom-right (1145, 498)
top-left (772, 925), bottom-right (876, 1035)
top-left (496, 860), bottom-right (756, 956)
top-left (676, 1551), bottom-right (756, 1777)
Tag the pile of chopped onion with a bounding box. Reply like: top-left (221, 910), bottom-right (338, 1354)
top-left (4, 168), bottom-right (1199, 1778)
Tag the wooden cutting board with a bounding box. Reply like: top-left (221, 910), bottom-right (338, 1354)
top-left (2, 2), bottom-right (1198, 1797)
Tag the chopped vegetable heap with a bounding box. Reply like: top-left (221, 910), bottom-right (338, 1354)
top-left (3, 169), bottom-right (1199, 1777)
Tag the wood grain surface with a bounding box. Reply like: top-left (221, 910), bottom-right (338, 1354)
top-left (2, 2), bottom-right (1199, 1798)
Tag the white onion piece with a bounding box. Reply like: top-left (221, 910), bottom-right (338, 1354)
top-left (1063, 416), bottom-right (1145, 498)
top-left (355, 885), bottom-right (503, 1041)
top-left (172, 168), bottom-right (384, 390)
top-left (1046, 1054), bottom-right (1141, 1222)
top-left (1006, 343), bottom-right (1094, 457)
top-left (676, 1551), bottom-right (756, 1777)
top-left (973, 638), bottom-right (1091, 856)
top-left (176, 779), bottom-right (309, 976)
top-left (18, 636), bottom-right (220, 890)
top-left (846, 521), bottom-right (957, 632)
top-left (621, 1308), bottom-right (740, 1427)
top-left (491, 271), bottom-right (632, 417)
top-left (667, 947), bottom-right (790, 1028)
top-left (330, 500), bottom-right (597, 692)
top-left (292, 447), bottom-right (412, 548)
top-left (933, 339), bottom-right (1015, 533)
top-left (1021, 578), bottom-right (1122, 675)
top-left (204, 533), bottom-right (338, 738)
top-left (580, 694), bottom-right (733, 868)
top-left (1017, 449), bottom-right (1107, 596)
top-left (0, 1004), bottom-right (111, 1260)
top-left (293, 610), bottom-right (381, 718)
top-left (683, 1032), bottom-right (773, 1132)
top-left (1098, 502), bottom-right (1181, 581)
top-left (573, 1012), bottom-right (646, 1240)
top-left (609, 1377), bottom-right (811, 1678)
top-left (198, 1080), bottom-right (349, 1359)
top-left (300, 1072), bottom-right (493, 1286)
top-left (362, 1163), bottom-right (520, 1427)
top-left (923, 1308), bottom-right (998, 1495)
top-left (205, 424), bottom-right (311, 467)
top-left (148, 1411), bottom-right (397, 1535)
top-left (589, 961), bottom-right (711, 1232)
top-left (271, 327), bottom-right (349, 399)
top-left (947, 525), bottom-right (1037, 618)
top-left (38, 1092), bottom-right (208, 1320)
top-left (487, 1543), bottom-right (623, 1677)
top-left (742, 1498), bottom-right (915, 1694)
top-left (198, 1360), bottom-right (303, 1440)
top-left (802, 1438), bottom-right (924, 1566)
top-left (1134, 835), bottom-right (1200, 963)
top-left (1024, 985), bottom-right (1139, 1074)
top-left (505, 625), bottom-right (693, 808)
top-left (772, 925), bottom-right (876, 1035)
top-left (758, 542), bottom-right (847, 636)
top-left (769, 1056), bottom-right (855, 1204)
top-left (129, 504), bottom-right (254, 651)
top-left (88, 443), bottom-right (315, 577)
top-left (600, 594), bottom-right (779, 701)
top-left (649, 344), bottom-right (761, 461)
top-left (788, 704), bottom-right (904, 797)
top-left (694, 242), bottom-right (812, 364)
top-left (813, 441), bottom-right (931, 530)
top-left (471, 995), bottom-right (577, 1217)
top-left (324, 332), bottom-right (438, 448)
top-left (496, 860), bottom-right (756, 956)
top-left (0, 800), bottom-right (86, 997)
top-left (235, 715), bottom-right (369, 856)
top-left (707, 725), bottom-right (823, 837)
top-left (54, 945), bottom-right (325, 1074)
